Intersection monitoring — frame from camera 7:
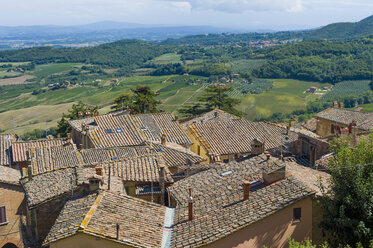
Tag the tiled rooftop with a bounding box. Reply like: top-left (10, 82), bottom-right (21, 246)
top-left (286, 161), bottom-right (330, 196)
top-left (169, 154), bottom-right (314, 247)
top-left (43, 191), bottom-right (169, 248)
top-left (71, 112), bottom-right (192, 148)
top-left (84, 154), bottom-right (173, 183)
top-left (181, 109), bottom-right (239, 128)
top-left (21, 167), bottom-right (78, 208)
top-left (0, 134), bottom-right (16, 166)
top-left (30, 145), bottom-right (82, 175)
top-left (188, 119), bottom-right (298, 156)
top-left (0, 165), bottom-right (21, 185)
top-left (12, 138), bottom-right (71, 163)
top-left (315, 108), bottom-right (373, 131)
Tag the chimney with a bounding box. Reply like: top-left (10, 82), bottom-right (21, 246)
top-left (333, 101), bottom-right (338, 108)
top-left (251, 139), bottom-right (264, 156)
top-left (95, 166), bottom-right (103, 176)
top-left (214, 111), bottom-right (218, 118)
top-left (188, 187), bottom-right (193, 221)
top-left (27, 165), bottom-right (33, 180)
top-left (262, 166), bottom-right (286, 185)
top-left (81, 123), bottom-right (86, 132)
top-left (116, 223), bottom-right (120, 240)
top-left (56, 133), bottom-right (61, 138)
top-left (67, 133), bottom-right (71, 139)
top-left (161, 134), bottom-right (166, 145)
top-left (243, 180), bottom-right (250, 200)
top-left (78, 111), bottom-right (84, 119)
top-left (339, 102), bottom-right (344, 109)
top-left (265, 151), bottom-right (270, 160)
top-left (289, 118), bottom-right (295, 128)
top-left (22, 167), bottom-right (28, 178)
top-left (159, 164), bottom-right (166, 206)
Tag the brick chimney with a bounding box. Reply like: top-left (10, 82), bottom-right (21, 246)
top-left (265, 151), bottom-right (271, 160)
top-left (214, 111), bottom-right (218, 118)
top-left (188, 187), bottom-right (193, 221)
top-left (243, 180), bottom-right (250, 200)
top-left (161, 134), bottom-right (166, 145)
top-left (339, 102), bottom-right (344, 109)
top-left (333, 101), bottom-right (338, 108)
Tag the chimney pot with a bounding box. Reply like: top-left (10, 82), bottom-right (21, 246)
top-left (339, 102), bottom-right (344, 109)
top-left (161, 134), bottom-right (166, 145)
top-left (265, 152), bottom-right (270, 160)
top-left (333, 101), bottom-right (338, 108)
top-left (188, 187), bottom-right (193, 221)
top-left (243, 180), bottom-right (250, 200)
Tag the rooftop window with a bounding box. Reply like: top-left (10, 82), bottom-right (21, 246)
top-left (220, 170), bottom-right (234, 177)
top-left (116, 128), bottom-right (123, 133)
top-left (105, 129), bottom-right (113, 134)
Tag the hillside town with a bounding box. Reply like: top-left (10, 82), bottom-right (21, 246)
top-left (1, 101), bottom-right (372, 248)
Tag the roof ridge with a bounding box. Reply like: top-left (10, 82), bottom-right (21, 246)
top-left (79, 192), bottom-right (105, 231)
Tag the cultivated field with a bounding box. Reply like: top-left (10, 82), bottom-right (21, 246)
top-left (237, 79), bottom-right (331, 120)
top-left (0, 75), bottom-right (35, 86)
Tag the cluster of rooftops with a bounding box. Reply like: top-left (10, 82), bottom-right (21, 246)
top-left (2, 106), bottom-right (370, 247)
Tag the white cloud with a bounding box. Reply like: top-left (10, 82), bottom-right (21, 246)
top-left (166, 0), bottom-right (304, 13)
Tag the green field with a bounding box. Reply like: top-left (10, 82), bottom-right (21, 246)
top-left (32, 63), bottom-right (83, 78)
top-left (237, 79), bottom-right (331, 120)
top-left (147, 53), bottom-right (182, 65)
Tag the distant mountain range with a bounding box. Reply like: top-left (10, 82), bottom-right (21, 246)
top-left (1, 15), bottom-right (373, 50)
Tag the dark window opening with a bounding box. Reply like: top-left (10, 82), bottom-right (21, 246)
top-left (293, 207), bottom-right (301, 221)
top-left (197, 145), bottom-right (201, 155)
top-left (331, 124), bottom-right (335, 134)
top-left (0, 206), bottom-right (7, 225)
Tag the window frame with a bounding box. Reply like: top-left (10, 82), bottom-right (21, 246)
top-left (0, 206), bottom-right (8, 226)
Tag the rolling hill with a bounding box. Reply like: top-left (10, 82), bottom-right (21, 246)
top-left (305, 15), bottom-right (373, 40)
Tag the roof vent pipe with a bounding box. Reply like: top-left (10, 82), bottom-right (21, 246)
top-left (116, 223), bottom-right (120, 240)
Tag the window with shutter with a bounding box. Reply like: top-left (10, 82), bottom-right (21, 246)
top-left (0, 206), bottom-right (7, 225)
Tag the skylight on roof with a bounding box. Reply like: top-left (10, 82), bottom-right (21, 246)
top-left (112, 156), bottom-right (119, 160)
top-left (156, 148), bottom-right (163, 152)
top-left (116, 128), bottom-right (123, 133)
top-left (220, 170), bottom-right (234, 177)
top-left (140, 126), bottom-right (147, 131)
top-left (105, 129), bottom-right (113, 134)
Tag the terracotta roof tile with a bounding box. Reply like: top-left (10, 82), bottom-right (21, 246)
top-left (169, 155), bottom-right (314, 247)
top-left (12, 138), bottom-right (71, 163)
top-left (0, 134), bottom-right (16, 166)
top-left (43, 191), bottom-right (168, 248)
top-left (188, 120), bottom-right (298, 156)
top-left (315, 108), bottom-right (373, 131)
top-left (0, 165), bottom-right (21, 185)
top-left (21, 167), bottom-right (78, 208)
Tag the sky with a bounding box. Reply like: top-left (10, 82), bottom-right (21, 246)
top-left (1, 0), bottom-right (372, 30)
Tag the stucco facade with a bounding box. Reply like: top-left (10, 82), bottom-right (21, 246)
top-left (48, 233), bottom-right (133, 248)
top-left (205, 196), bottom-right (313, 248)
top-left (0, 183), bottom-right (26, 248)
